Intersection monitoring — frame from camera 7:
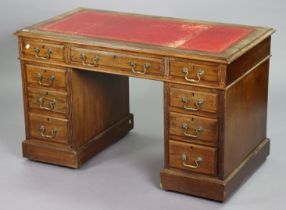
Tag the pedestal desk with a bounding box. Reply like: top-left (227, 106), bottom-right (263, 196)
top-left (15, 8), bottom-right (274, 201)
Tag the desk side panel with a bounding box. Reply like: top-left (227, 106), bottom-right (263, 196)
top-left (222, 60), bottom-right (269, 177)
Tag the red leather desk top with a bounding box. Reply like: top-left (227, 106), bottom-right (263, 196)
top-left (38, 10), bottom-right (254, 53)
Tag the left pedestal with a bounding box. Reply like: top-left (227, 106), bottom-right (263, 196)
top-left (20, 61), bottom-right (133, 168)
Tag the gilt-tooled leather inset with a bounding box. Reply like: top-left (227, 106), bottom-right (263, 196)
top-left (38, 10), bottom-right (254, 53)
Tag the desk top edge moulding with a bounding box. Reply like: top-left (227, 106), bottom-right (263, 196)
top-left (15, 8), bottom-right (274, 202)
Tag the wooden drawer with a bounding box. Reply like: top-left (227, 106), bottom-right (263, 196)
top-left (26, 64), bottom-right (67, 90)
top-left (28, 87), bottom-right (68, 115)
top-left (170, 60), bottom-right (220, 87)
top-left (169, 140), bottom-right (217, 176)
top-left (169, 112), bottom-right (218, 144)
top-left (70, 47), bottom-right (164, 77)
top-left (170, 87), bottom-right (218, 114)
top-left (22, 39), bottom-right (65, 62)
top-left (29, 113), bottom-right (68, 144)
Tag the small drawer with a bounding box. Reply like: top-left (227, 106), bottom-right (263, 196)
top-left (170, 60), bottom-right (220, 87)
top-left (22, 39), bottom-right (65, 62)
top-left (170, 87), bottom-right (218, 114)
top-left (70, 47), bottom-right (164, 77)
top-left (169, 112), bottom-right (218, 144)
top-left (169, 140), bottom-right (217, 176)
top-left (29, 113), bottom-right (68, 144)
top-left (26, 64), bottom-right (67, 89)
top-left (28, 87), bottom-right (68, 115)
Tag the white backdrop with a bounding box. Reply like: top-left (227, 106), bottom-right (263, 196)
top-left (0, 1), bottom-right (285, 210)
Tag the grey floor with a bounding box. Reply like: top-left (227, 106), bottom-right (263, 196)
top-left (0, 1), bottom-right (286, 209)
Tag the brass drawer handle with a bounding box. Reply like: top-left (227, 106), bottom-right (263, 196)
top-left (80, 53), bottom-right (99, 67)
top-left (181, 96), bottom-right (204, 111)
top-left (182, 123), bottom-right (203, 138)
top-left (181, 153), bottom-right (203, 169)
top-left (182, 67), bottom-right (204, 83)
top-left (37, 97), bottom-right (56, 110)
top-left (37, 73), bottom-right (56, 87)
top-left (40, 125), bottom-right (58, 139)
top-left (34, 47), bottom-right (53, 60)
top-left (129, 61), bottom-right (150, 74)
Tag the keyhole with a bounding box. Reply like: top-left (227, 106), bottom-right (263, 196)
top-left (192, 92), bottom-right (195, 97)
top-left (47, 118), bottom-right (50, 121)
top-left (45, 92), bottom-right (48, 95)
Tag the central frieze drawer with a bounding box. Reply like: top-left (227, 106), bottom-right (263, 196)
top-left (70, 47), bottom-right (164, 76)
top-left (169, 112), bottom-right (218, 144)
top-left (29, 113), bottom-right (68, 144)
top-left (169, 140), bottom-right (217, 176)
top-left (28, 87), bottom-right (68, 115)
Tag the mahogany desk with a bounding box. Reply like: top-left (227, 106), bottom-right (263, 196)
top-left (15, 8), bottom-right (274, 201)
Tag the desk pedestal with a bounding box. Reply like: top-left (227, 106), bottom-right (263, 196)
top-left (21, 68), bottom-right (133, 168)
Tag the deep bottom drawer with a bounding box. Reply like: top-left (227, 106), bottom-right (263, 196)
top-left (169, 140), bottom-right (217, 176)
top-left (29, 113), bottom-right (68, 144)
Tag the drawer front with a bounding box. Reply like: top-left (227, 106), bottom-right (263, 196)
top-left (170, 112), bottom-right (218, 144)
top-left (170, 60), bottom-right (220, 86)
top-left (22, 39), bottom-right (65, 62)
top-left (28, 88), bottom-right (68, 115)
top-left (70, 47), bottom-right (164, 76)
top-left (29, 113), bottom-right (68, 144)
top-left (170, 87), bottom-right (218, 114)
top-left (169, 140), bottom-right (217, 176)
top-left (26, 64), bottom-right (67, 89)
